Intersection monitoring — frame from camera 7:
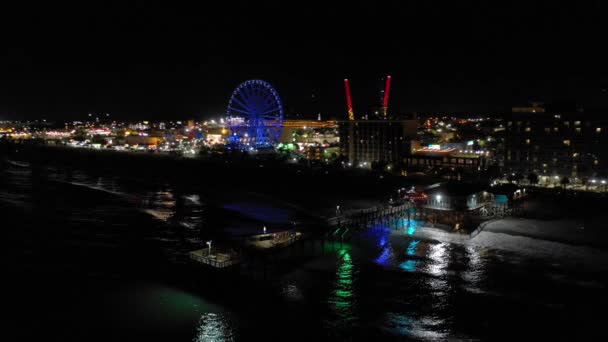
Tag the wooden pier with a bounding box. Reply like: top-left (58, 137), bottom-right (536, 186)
top-left (189, 229), bottom-right (301, 269)
top-left (328, 203), bottom-right (411, 228)
top-left (189, 249), bottom-right (241, 268)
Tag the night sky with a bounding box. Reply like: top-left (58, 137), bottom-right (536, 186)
top-left (1, 1), bottom-right (607, 121)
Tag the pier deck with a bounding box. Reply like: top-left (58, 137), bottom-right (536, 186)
top-left (189, 249), bottom-right (241, 268)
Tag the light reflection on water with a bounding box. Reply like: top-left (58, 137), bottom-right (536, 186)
top-left (373, 219), bottom-right (425, 270)
top-left (327, 248), bottom-right (359, 330)
top-left (375, 244), bottom-right (394, 266)
top-left (364, 225), bottom-right (456, 336)
top-left (424, 242), bottom-right (451, 314)
top-left (399, 240), bottom-right (421, 272)
top-left (281, 282), bottom-right (304, 301)
top-left (425, 242), bottom-right (449, 277)
top-left (462, 245), bottom-right (485, 287)
top-left (383, 312), bottom-right (448, 341)
top-left (143, 190), bottom-right (176, 222)
top-left (193, 313), bottom-right (237, 342)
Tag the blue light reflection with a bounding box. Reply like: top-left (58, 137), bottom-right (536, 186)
top-left (399, 240), bottom-right (421, 272)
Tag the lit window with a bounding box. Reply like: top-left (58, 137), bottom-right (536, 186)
top-left (594, 160), bottom-right (599, 165)
top-left (525, 127), bottom-right (531, 132)
top-left (574, 121), bottom-right (581, 126)
top-left (597, 127), bottom-right (602, 133)
top-left (544, 128), bottom-right (550, 133)
top-left (564, 121), bottom-right (570, 127)
top-left (554, 127), bottom-right (559, 132)
top-left (563, 140), bottom-right (571, 146)
top-left (575, 128), bottom-right (581, 133)
top-left (526, 139), bottom-right (530, 144)
top-left (573, 153), bottom-right (579, 158)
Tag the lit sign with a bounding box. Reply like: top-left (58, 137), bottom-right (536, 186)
top-left (466, 140), bottom-right (474, 146)
top-left (428, 144), bottom-right (441, 150)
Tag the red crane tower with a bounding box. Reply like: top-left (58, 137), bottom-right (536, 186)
top-left (344, 79), bottom-right (355, 120)
top-left (381, 75), bottom-right (392, 118)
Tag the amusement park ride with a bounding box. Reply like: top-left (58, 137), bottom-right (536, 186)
top-left (225, 75), bottom-right (392, 149)
top-left (226, 79), bottom-right (284, 149)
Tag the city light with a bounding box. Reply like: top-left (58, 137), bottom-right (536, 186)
top-left (0, 5), bottom-right (605, 339)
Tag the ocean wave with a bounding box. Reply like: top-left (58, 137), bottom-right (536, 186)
top-left (470, 231), bottom-right (608, 269)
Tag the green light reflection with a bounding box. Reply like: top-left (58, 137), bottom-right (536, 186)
top-left (328, 248), bottom-right (357, 323)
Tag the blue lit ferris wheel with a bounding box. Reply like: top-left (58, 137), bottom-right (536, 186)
top-left (226, 79), bottom-right (284, 148)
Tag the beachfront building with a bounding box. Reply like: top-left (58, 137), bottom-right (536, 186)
top-left (401, 183), bottom-right (516, 231)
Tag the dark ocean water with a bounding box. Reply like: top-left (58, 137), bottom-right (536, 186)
top-left (1, 159), bottom-right (608, 341)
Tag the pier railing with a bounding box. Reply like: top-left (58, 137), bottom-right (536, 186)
top-left (189, 249), bottom-right (241, 268)
top-left (327, 203), bottom-right (410, 227)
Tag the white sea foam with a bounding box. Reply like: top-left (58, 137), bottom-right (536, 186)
top-left (469, 231), bottom-right (608, 269)
top-left (63, 180), bottom-right (125, 197)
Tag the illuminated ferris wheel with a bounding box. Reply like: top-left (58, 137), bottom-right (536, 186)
top-left (226, 79), bottom-right (284, 147)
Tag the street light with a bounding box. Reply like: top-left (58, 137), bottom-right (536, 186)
top-left (336, 205), bottom-right (341, 217)
top-left (206, 240), bottom-right (212, 255)
top-left (263, 226), bottom-right (267, 234)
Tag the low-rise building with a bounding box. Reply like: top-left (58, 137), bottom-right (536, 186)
top-left (400, 182), bottom-right (516, 231)
top-left (405, 146), bottom-right (490, 171)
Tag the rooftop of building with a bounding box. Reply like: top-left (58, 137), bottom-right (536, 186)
top-left (337, 119), bottom-right (418, 123)
top-left (413, 147), bottom-right (487, 158)
top-left (414, 147), bottom-right (457, 155)
top-left (488, 183), bottom-right (526, 195)
top-left (424, 182), bottom-right (489, 197)
top-left (282, 120), bottom-right (337, 128)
